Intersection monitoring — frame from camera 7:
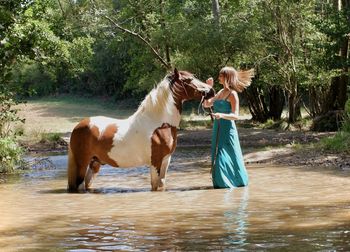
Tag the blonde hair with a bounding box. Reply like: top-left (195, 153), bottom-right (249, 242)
top-left (219, 66), bottom-right (254, 93)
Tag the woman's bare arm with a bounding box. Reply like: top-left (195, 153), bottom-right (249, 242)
top-left (212, 91), bottom-right (240, 120)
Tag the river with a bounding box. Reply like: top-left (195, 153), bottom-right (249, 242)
top-left (0, 147), bottom-right (349, 251)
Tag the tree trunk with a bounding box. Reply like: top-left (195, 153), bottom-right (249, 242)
top-left (288, 93), bottom-right (297, 123)
top-left (268, 86), bottom-right (285, 120)
top-left (309, 86), bottom-right (327, 117)
top-left (288, 81), bottom-right (301, 123)
top-left (244, 81), bottom-right (285, 122)
top-left (211, 0), bottom-right (220, 27)
top-left (244, 86), bottom-right (269, 123)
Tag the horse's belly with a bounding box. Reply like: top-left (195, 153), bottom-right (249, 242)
top-left (107, 136), bottom-right (151, 168)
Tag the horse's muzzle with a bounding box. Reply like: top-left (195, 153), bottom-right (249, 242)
top-left (203, 88), bottom-right (215, 100)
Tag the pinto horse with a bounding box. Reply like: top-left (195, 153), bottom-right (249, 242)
top-left (67, 69), bottom-right (214, 192)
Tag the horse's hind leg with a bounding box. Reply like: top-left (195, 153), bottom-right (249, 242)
top-left (67, 146), bottom-right (91, 192)
top-left (85, 158), bottom-right (101, 189)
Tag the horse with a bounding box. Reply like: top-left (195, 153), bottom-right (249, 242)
top-left (67, 68), bottom-right (215, 192)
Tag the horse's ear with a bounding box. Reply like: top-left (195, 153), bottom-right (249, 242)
top-left (173, 68), bottom-right (180, 80)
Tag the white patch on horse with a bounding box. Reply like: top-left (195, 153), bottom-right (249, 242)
top-left (89, 116), bottom-right (118, 138)
top-left (106, 79), bottom-right (181, 168)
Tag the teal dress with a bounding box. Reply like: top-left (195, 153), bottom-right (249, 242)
top-left (211, 99), bottom-right (249, 188)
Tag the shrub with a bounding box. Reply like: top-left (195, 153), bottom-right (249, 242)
top-left (0, 90), bottom-right (25, 173)
top-left (320, 131), bottom-right (350, 154)
top-left (342, 99), bottom-right (350, 132)
top-left (0, 137), bottom-right (24, 173)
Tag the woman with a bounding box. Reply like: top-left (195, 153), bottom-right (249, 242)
top-left (203, 66), bottom-right (254, 188)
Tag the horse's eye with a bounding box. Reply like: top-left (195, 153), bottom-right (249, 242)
top-left (183, 78), bottom-right (193, 83)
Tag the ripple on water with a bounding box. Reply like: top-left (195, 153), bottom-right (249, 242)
top-left (1, 155), bottom-right (350, 251)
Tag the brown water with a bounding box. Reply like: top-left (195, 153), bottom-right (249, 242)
top-left (0, 147), bottom-right (350, 251)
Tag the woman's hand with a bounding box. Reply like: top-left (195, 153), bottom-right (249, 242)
top-left (212, 112), bottom-right (240, 121)
top-left (211, 113), bottom-right (223, 119)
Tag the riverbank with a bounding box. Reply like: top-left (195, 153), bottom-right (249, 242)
top-left (178, 128), bottom-right (350, 170)
top-left (16, 97), bottom-right (349, 170)
top-left (20, 126), bottom-right (350, 171)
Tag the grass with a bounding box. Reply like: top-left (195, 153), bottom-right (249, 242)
top-left (39, 132), bottom-right (62, 143)
top-left (16, 94), bottom-right (349, 155)
top-left (16, 95), bottom-right (251, 139)
top-left (15, 95), bottom-right (137, 143)
top-left (319, 131), bottom-right (350, 154)
top-left (15, 95), bottom-right (213, 146)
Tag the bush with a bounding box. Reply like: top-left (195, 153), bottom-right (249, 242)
top-left (0, 137), bottom-right (24, 173)
top-left (0, 90), bottom-right (25, 173)
top-left (311, 110), bottom-right (343, 132)
top-left (319, 100), bottom-right (350, 153)
top-left (342, 99), bottom-right (350, 132)
top-left (0, 91), bottom-right (25, 136)
top-left (320, 131), bottom-right (350, 154)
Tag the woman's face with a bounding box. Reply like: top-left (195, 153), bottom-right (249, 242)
top-left (218, 73), bottom-right (224, 85)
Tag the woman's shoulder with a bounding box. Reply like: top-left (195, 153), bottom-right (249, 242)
top-left (228, 90), bottom-right (238, 98)
top-left (214, 89), bottom-right (225, 98)
top-left (217, 89), bottom-right (225, 95)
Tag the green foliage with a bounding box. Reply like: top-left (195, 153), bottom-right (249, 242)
top-left (0, 0), bottom-right (33, 83)
top-left (0, 137), bottom-right (24, 173)
top-left (12, 63), bottom-right (57, 96)
top-left (1, 0), bottom-right (349, 125)
top-left (320, 132), bottom-right (350, 154)
top-left (0, 90), bottom-right (25, 173)
top-left (319, 100), bottom-right (350, 153)
top-left (0, 91), bottom-right (25, 137)
top-left (40, 132), bottom-right (62, 143)
top-left (342, 99), bottom-right (350, 132)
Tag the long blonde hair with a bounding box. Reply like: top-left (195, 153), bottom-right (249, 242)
top-left (219, 66), bottom-right (254, 93)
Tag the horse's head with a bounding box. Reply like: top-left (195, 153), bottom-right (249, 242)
top-left (168, 68), bottom-right (215, 103)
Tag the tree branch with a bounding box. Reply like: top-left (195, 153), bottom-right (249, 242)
top-left (101, 14), bottom-right (172, 70)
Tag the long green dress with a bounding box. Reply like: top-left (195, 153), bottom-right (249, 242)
top-left (211, 99), bottom-right (249, 188)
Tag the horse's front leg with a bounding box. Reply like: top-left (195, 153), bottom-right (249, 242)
top-left (150, 166), bottom-right (160, 191)
top-left (158, 155), bottom-right (171, 191)
top-left (150, 155), bottom-right (171, 191)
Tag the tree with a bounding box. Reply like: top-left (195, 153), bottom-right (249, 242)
top-left (0, 0), bottom-right (33, 172)
top-left (322, 0), bottom-right (349, 112)
top-left (307, 0), bottom-right (350, 130)
top-left (258, 1), bottom-right (314, 123)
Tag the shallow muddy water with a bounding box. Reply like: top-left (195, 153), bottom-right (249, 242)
top-left (0, 147), bottom-right (350, 251)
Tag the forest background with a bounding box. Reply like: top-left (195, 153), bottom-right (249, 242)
top-left (0, 0), bottom-right (349, 171)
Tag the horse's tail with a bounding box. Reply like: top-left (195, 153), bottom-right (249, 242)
top-left (67, 145), bottom-right (79, 192)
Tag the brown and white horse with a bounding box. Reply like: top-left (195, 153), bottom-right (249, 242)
top-left (67, 69), bottom-right (214, 192)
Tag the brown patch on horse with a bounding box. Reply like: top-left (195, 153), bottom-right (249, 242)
top-left (169, 71), bottom-right (194, 113)
top-left (68, 118), bottom-right (119, 189)
top-left (151, 123), bottom-right (177, 174)
top-left (91, 123), bottom-right (119, 167)
top-left (69, 118), bottom-right (95, 188)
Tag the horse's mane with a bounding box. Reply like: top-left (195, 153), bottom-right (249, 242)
top-left (134, 76), bottom-right (174, 116)
top-left (134, 71), bottom-right (196, 118)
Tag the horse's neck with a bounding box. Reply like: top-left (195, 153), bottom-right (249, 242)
top-left (133, 80), bottom-right (181, 127)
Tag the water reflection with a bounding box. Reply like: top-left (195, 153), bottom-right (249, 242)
top-left (222, 187), bottom-right (249, 248)
top-left (60, 188), bottom-right (251, 251)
